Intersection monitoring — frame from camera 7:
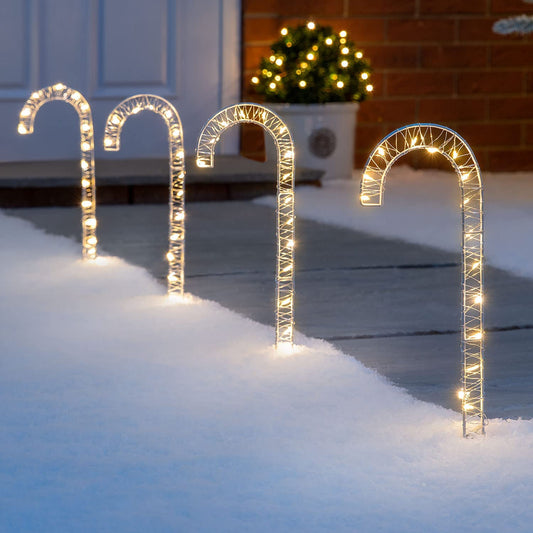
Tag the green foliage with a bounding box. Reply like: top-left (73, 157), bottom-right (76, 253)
top-left (251, 23), bottom-right (373, 104)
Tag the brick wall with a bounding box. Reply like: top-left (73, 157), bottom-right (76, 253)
top-left (242, 0), bottom-right (533, 171)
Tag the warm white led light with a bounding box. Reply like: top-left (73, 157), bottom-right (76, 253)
top-left (360, 123), bottom-right (485, 438)
top-left (196, 104), bottom-right (295, 349)
top-left (18, 84), bottom-right (97, 260)
top-left (103, 94), bottom-right (186, 297)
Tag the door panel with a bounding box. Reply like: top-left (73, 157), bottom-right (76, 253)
top-left (0, 0), bottom-right (240, 162)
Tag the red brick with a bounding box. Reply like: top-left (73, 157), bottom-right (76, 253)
top-left (491, 44), bottom-right (533, 68)
top-left (491, 0), bottom-right (533, 15)
top-left (277, 0), bottom-right (344, 17)
top-left (244, 16), bottom-right (281, 43)
top-left (387, 72), bottom-right (455, 96)
top-left (387, 19), bottom-right (455, 42)
top-left (421, 45), bottom-right (487, 68)
top-left (458, 71), bottom-right (523, 94)
top-left (488, 150), bottom-right (533, 171)
top-left (243, 45), bottom-right (272, 70)
top-left (528, 72), bottom-right (533, 93)
top-left (348, 0), bottom-right (415, 16)
top-left (525, 124), bottom-right (533, 145)
top-left (243, 0), bottom-right (279, 13)
top-left (420, 0), bottom-right (488, 15)
top-left (355, 123), bottom-right (387, 150)
top-left (357, 98), bottom-right (417, 123)
top-left (419, 98), bottom-right (486, 122)
top-left (457, 123), bottom-right (521, 147)
top-left (363, 45), bottom-right (418, 69)
top-left (325, 18), bottom-right (386, 43)
top-left (490, 97), bottom-right (533, 119)
top-left (458, 18), bottom-right (524, 41)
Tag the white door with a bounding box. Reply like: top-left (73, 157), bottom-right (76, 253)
top-left (0, 0), bottom-right (240, 162)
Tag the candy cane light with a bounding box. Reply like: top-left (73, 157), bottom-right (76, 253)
top-left (360, 124), bottom-right (484, 437)
top-left (18, 83), bottom-right (97, 260)
top-left (196, 104), bottom-right (295, 349)
top-left (103, 95), bottom-right (186, 298)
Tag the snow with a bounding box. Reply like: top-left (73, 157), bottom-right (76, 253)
top-left (257, 166), bottom-right (533, 280)
top-left (1, 210), bottom-right (532, 532)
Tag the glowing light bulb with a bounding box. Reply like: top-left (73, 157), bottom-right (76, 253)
top-left (82, 179), bottom-right (90, 188)
top-left (299, 80), bottom-right (307, 88)
top-left (17, 124), bottom-right (27, 134)
top-left (307, 21), bottom-right (315, 30)
top-left (81, 123), bottom-right (91, 132)
top-left (53, 83), bottom-right (65, 91)
top-left (81, 160), bottom-right (89, 171)
top-left (111, 115), bottom-right (121, 125)
top-left (251, 76), bottom-right (259, 84)
top-left (281, 27), bottom-right (288, 36)
top-left (275, 58), bottom-right (283, 66)
top-left (81, 142), bottom-right (91, 151)
top-left (341, 47), bottom-right (349, 55)
top-left (85, 218), bottom-right (97, 229)
top-left (104, 137), bottom-right (113, 147)
top-left (71, 91), bottom-right (81, 100)
top-left (474, 294), bottom-right (483, 304)
top-left (87, 236), bottom-right (97, 245)
top-left (337, 81), bottom-right (344, 88)
top-left (341, 60), bottom-right (349, 68)
top-left (457, 389), bottom-right (465, 399)
top-left (20, 107), bottom-right (31, 117)
top-left (270, 55), bottom-right (276, 62)
top-left (306, 52), bottom-right (315, 60)
top-left (325, 37), bottom-right (333, 45)
top-left (166, 252), bottom-right (175, 261)
top-left (339, 30), bottom-right (347, 37)
top-left (366, 84), bottom-right (374, 92)
top-left (427, 147), bottom-right (438, 154)
top-left (377, 147), bottom-right (385, 156)
top-left (361, 72), bottom-right (369, 80)
top-left (81, 200), bottom-right (92, 208)
top-left (452, 150), bottom-right (458, 159)
top-left (355, 51), bottom-right (363, 59)
top-left (269, 82), bottom-right (276, 89)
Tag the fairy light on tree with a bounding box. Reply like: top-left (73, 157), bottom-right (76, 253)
top-left (250, 22), bottom-right (372, 104)
top-left (18, 83), bottom-right (97, 260)
top-left (197, 104), bottom-right (295, 349)
top-left (103, 95), bottom-right (186, 298)
top-left (360, 124), bottom-right (485, 438)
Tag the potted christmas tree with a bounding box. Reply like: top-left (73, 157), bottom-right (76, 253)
top-left (250, 21), bottom-right (373, 180)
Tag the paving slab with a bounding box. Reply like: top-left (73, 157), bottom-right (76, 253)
top-left (7, 201), bottom-right (533, 419)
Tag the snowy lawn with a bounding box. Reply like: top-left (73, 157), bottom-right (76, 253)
top-left (257, 166), bottom-right (533, 280)
top-left (1, 211), bottom-right (532, 532)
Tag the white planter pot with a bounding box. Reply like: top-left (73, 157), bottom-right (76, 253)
top-left (266, 102), bottom-right (359, 180)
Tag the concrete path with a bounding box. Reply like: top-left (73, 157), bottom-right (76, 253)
top-left (8, 202), bottom-right (533, 419)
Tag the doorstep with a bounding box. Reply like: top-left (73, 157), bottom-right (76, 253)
top-left (0, 156), bottom-right (323, 207)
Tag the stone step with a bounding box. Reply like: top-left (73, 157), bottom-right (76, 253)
top-left (0, 155), bottom-right (323, 207)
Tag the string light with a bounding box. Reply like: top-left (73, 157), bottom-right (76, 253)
top-left (18, 84), bottom-right (97, 260)
top-left (307, 21), bottom-right (316, 30)
top-left (196, 104), bottom-right (295, 349)
top-left (360, 123), bottom-right (485, 438)
top-left (103, 94), bottom-right (186, 298)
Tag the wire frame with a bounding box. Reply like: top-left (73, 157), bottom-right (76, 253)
top-left (360, 123), bottom-right (484, 438)
top-left (18, 83), bottom-right (97, 260)
top-left (103, 94), bottom-right (186, 298)
top-left (196, 103), bottom-right (295, 349)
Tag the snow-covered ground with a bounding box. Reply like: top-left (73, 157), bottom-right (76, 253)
top-left (257, 167), bottom-right (533, 279)
top-left (1, 209), bottom-right (532, 531)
